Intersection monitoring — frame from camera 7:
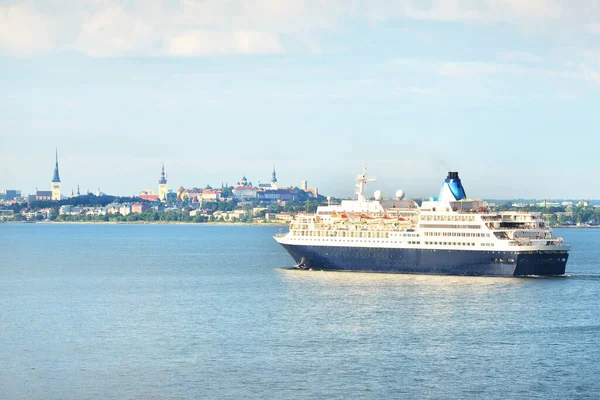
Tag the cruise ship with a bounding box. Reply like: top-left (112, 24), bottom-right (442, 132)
top-left (274, 167), bottom-right (569, 276)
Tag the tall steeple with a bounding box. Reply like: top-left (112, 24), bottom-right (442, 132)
top-left (159, 162), bottom-right (167, 184)
top-left (52, 148), bottom-right (61, 183)
top-left (158, 162), bottom-right (168, 201)
top-left (271, 162), bottom-right (277, 184)
top-left (51, 147), bottom-right (62, 201)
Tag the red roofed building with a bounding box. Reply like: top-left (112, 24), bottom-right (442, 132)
top-left (201, 189), bottom-right (221, 202)
top-left (181, 188), bottom-right (202, 202)
top-left (140, 194), bottom-right (159, 201)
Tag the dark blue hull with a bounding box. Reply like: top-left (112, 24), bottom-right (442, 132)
top-left (280, 244), bottom-right (568, 277)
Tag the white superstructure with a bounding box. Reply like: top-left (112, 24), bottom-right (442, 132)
top-left (276, 167), bottom-right (567, 255)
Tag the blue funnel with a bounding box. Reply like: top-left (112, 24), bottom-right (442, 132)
top-left (439, 171), bottom-right (467, 201)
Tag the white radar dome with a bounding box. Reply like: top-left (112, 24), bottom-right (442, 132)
top-left (395, 189), bottom-right (405, 200)
top-left (374, 190), bottom-right (383, 201)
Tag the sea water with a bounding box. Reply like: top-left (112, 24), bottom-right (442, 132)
top-left (1, 224), bottom-right (599, 399)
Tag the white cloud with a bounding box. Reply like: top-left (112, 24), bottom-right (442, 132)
top-left (167, 30), bottom-right (282, 56)
top-left (488, 0), bottom-right (562, 19)
top-left (72, 3), bottom-right (155, 57)
top-left (1, 0), bottom-right (600, 57)
top-left (577, 65), bottom-right (600, 87)
top-left (587, 23), bottom-right (600, 34)
top-left (497, 51), bottom-right (543, 64)
top-left (0, 2), bottom-right (56, 56)
top-left (436, 61), bottom-right (525, 78)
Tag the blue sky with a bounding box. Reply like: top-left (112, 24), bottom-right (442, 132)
top-left (1, 0), bottom-right (600, 199)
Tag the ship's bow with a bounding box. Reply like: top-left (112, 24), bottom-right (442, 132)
top-left (513, 251), bottom-right (568, 276)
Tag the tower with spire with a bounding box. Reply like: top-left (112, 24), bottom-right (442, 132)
top-left (158, 162), bottom-right (168, 201)
top-left (271, 162), bottom-right (278, 189)
top-left (51, 148), bottom-right (61, 201)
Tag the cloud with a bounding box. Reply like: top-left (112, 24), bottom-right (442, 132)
top-left (166, 30), bottom-right (282, 56)
top-left (577, 65), bottom-right (600, 87)
top-left (0, 2), bottom-right (56, 56)
top-left (1, 0), bottom-right (600, 57)
top-left (435, 61), bottom-right (525, 78)
top-left (587, 23), bottom-right (600, 34)
top-left (497, 51), bottom-right (543, 63)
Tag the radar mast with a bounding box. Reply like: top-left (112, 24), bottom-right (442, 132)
top-left (355, 164), bottom-right (376, 202)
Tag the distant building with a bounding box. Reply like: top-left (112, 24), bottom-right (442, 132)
top-left (131, 202), bottom-right (150, 214)
top-left (158, 163), bottom-right (168, 201)
top-left (274, 212), bottom-right (294, 222)
top-left (51, 148), bottom-right (61, 201)
top-left (257, 163), bottom-right (279, 189)
top-left (232, 186), bottom-right (258, 201)
top-left (84, 207), bottom-right (107, 216)
top-left (257, 188), bottom-right (297, 203)
top-left (537, 200), bottom-right (561, 208)
top-left (140, 190), bottom-right (160, 202)
top-left (237, 176), bottom-right (250, 187)
top-left (107, 203), bottom-right (121, 214)
top-left (29, 191), bottom-right (52, 203)
top-left (0, 190), bottom-right (21, 201)
top-left (181, 188), bottom-right (203, 203)
top-left (59, 205), bottom-right (82, 215)
top-left (229, 210), bottom-right (247, 219)
top-left (119, 203), bottom-right (132, 216)
top-left (176, 186), bottom-right (185, 200)
top-left (0, 209), bottom-right (14, 221)
top-left (201, 189), bottom-right (221, 202)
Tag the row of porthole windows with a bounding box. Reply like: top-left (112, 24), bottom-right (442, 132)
top-left (424, 241), bottom-right (476, 246)
top-left (422, 215), bottom-right (476, 222)
top-left (419, 224), bottom-right (481, 229)
top-left (424, 232), bottom-right (490, 237)
top-left (293, 230), bottom-right (389, 238)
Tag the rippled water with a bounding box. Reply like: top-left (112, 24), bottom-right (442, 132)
top-left (1, 225), bottom-right (599, 399)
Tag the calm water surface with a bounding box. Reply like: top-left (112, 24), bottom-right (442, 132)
top-left (1, 225), bottom-right (599, 399)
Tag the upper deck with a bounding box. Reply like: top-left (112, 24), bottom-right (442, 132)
top-left (279, 169), bottom-right (568, 252)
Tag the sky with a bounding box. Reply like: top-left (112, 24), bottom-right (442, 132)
top-left (1, 0), bottom-right (600, 200)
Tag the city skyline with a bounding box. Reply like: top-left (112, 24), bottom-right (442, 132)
top-left (6, 149), bottom-right (600, 202)
top-left (2, 1), bottom-right (600, 198)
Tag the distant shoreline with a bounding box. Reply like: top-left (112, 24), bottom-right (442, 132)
top-left (554, 225), bottom-right (600, 229)
top-left (2, 221), bottom-right (288, 227)
top-left (2, 221), bottom-right (598, 229)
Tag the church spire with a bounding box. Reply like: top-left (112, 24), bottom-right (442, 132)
top-left (52, 147), bottom-right (61, 183)
top-left (159, 162), bottom-right (167, 184)
top-left (271, 162), bottom-right (277, 184)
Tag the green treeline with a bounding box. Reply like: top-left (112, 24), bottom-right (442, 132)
top-left (5, 197), bottom-right (323, 224)
top-left (495, 203), bottom-right (600, 225)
